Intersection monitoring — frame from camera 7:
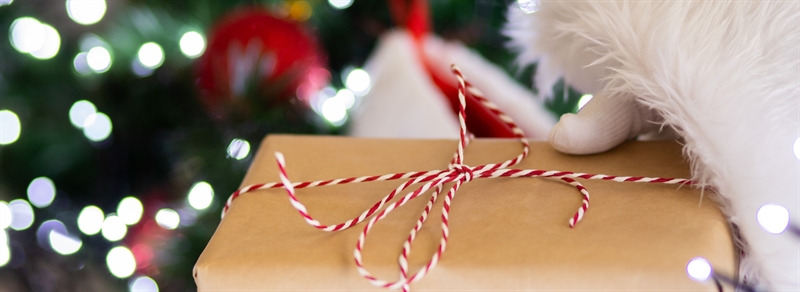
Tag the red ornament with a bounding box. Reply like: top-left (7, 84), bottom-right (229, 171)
top-left (196, 8), bottom-right (328, 113)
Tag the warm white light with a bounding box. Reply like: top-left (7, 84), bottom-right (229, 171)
top-left (66, 0), bottom-right (106, 25)
top-left (117, 197), bottom-right (143, 226)
top-left (188, 182), bottom-right (214, 211)
top-left (77, 205), bottom-right (104, 235)
top-left (345, 68), bottom-right (370, 95)
top-left (0, 201), bottom-right (11, 229)
top-left (101, 215), bottom-right (127, 242)
top-left (27, 177), bottom-right (56, 208)
top-left (137, 42), bottom-right (164, 69)
top-left (87, 46), bottom-right (111, 73)
top-left (83, 112), bottom-right (112, 142)
top-left (179, 31), bottom-right (205, 58)
top-left (578, 94), bottom-right (593, 111)
top-left (69, 100), bottom-right (97, 128)
top-left (793, 137), bottom-right (800, 160)
top-left (321, 97), bottom-right (347, 125)
top-left (10, 17), bottom-right (44, 53)
top-left (226, 139), bottom-right (250, 160)
top-left (333, 89), bottom-right (355, 109)
top-left (517, 0), bottom-right (541, 14)
top-left (0, 243), bottom-right (8, 267)
top-left (155, 208), bottom-right (179, 230)
top-left (328, 0), bottom-right (353, 9)
top-left (130, 276), bottom-right (159, 292)
top-left (8, 199), bottom-right (33, 230)
top-left (30, 24), bottom-right (60, 59)
top-left (686, 257), bottom-right (712, 281)
top-left (49, 230), bottom-right (82, 255)
top-left (106, 246), bottom-right (136, 278)
top-left (0, 110), bottom-right (21, 145)
top-left (757, 204), bottom-right (790, 234)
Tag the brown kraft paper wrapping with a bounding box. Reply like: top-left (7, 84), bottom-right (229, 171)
top-left (194, 135), bottom-right (736, 290)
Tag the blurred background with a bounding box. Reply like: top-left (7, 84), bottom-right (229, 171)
top-left (0, 0), bottom-right (584, 290)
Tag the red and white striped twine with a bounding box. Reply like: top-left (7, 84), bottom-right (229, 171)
top-left (221, 65), bottom-right (693, 291)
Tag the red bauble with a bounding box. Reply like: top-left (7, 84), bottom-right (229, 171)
top-left (196, 9), bottom-right (328, 113)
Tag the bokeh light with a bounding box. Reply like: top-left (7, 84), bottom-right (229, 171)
top-left (137, 42), bottom-right (164, 69)
top-left (226, 139), bottom-right (250, 160)
top-left (179, 31), bottom-right (205, 58)
top-left (0, 239), bottom-right (8, 267)
top-left (334, 89), bottom-right (355, 109)
top-left (131, 59), bottom-right (154, 77)
top-left (101, 215), bottom-right (127, 242)
top-left (77, 205), bottom-right (104, 235)
top-left (36, 219), bottom-right (66, 250)
top-left (155, 208), bottom-right (179, 230)
top-left (130, 276), bottom-right (159, 292)
top-left (107, 246), bottom-right (136, 278)
top-left (66, 0), bottom-right (107, 25)
top-left (793, 136), bottom-right (800, 160)
top-left (321, 97), bottom-right (347, 126)
top-left (73, 52), bottom-right (92, 75)
top-left (69, 100), bottom-right (97, 128)
top-left (188, 182), bottom-right (214, 211)
top-left (49, 230), bottom-right (82, 255)
top-left (29, 24), bottom-right (60, 60)
top-left (83, 112), bottom-right (112, 142)
top-left (9, 17), bottom-right (44, 54)
top-left (345, 68), bottom-right (370, 95)
top-left (0, 201), bottom-right (11, 229)
top-left (757, 204), bottom-right (790, 234)
top-left (0, 110), bottom-right (21, 145)
top-left (0, 0), bottom-right (13, 7)
top-left (27, 177), bottom-right (56, 208)
top-left (117, 197), bottom-right (143, 226)
top-left (87, 46), bottom-right (111, 73)
top-left (686, 257), bottom-right (712, 281)
top-left (328, 0), bottom-right (353, 9)
top-left (8, 199), bottom-right (33, 231)
top-left (577, 94), bottom-right (593, 111)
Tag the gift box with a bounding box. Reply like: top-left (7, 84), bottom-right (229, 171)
top-left (194, 135), bottom-right (736, 290)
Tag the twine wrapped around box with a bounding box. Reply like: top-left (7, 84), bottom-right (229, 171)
top-left (222, 65), bottom-right (694, 291)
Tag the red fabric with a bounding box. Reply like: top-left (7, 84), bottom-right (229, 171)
top-left (389, 0), bottom-right (515, 138)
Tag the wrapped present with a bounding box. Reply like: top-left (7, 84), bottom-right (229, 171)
top-left (194, 67), bottom-right (736, 290)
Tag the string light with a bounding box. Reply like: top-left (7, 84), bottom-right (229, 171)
top-left (188, 182), bottom-right (214, 211)
top-left (155, 208), bottom-right (179, 230)
top-left (0, 235), bottom-right (8, 267)
top-left (130, 276), bottom-right (159, 292)
top-left (69, 100), bottom-right (97, 128)
top-left (77, 206), bottom-right (104, 235)
top-left (334, 89), bottom-right (356, 109)
top-left (66, 0), bottom-right (107, 25)
top-left (345, 68), bottom-right (370, 95)
top-left (117, 197), bottom-right (143, 226)
top-left (328, 0), bottom-right (353, 9)
top-left (27, 177), bottom-right (56, 208)
top-left (179, 31), bottom-right (205, 58)
top-left (49, 230), bottom-right (82, 255)
top-left (686, 257), bottom-right (712, 281)
top-left (29, 24), bottom-right (60, 60)
top-left (107, 246), bottom-right (136, 278)
top-left (0, 109), bottom-right (21, 145)
top-left (577, 94), bottom-right (593, 111)
top-left (9, 17), bottom-right (44, 54)
top-left (73, 52), bottom-right (92, 75)
top-left (8, 199), bottom-right (33, 231)
top-left (226, 139), bottom-right (250, 160)
top-left (0, 0), bottom-right (12, 6)
top-left (517, 0), bottom-right (541, 14)
top-left (101, 215), bottom-right (127, 242)
top-left (289, 1), bottom-right (312, 21)
top-left (83, 112), bottom-right (113, 142)
top-left (757, 204), bottom-right (790, 234)
top-left (87, 46), bottom-right (111, 73)
top-left (137, 42), bottom-right (164, 69)
top-left (321, 97), bottom-right (347, 126)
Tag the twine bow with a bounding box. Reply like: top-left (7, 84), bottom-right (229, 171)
top-left (222, 65), bottom-right (693, 291)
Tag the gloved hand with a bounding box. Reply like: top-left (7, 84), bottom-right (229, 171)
top-left (548, 92), bottom-right (670, 154)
